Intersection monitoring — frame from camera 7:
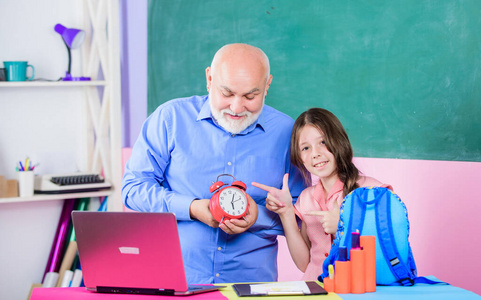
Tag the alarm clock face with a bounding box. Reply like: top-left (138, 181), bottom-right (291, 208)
top-left (219, 187), bottom-right (248, 216)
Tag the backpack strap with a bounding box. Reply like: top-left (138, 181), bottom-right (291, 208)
top-left (376, 188), bottom-right (417, 286)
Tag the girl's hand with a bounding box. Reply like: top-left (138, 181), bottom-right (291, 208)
top-left (251, 173), bottom-right (293, 216)
top-left (306, 201), bottom-right (340, 235)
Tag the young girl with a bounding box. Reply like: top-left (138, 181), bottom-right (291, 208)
top-left (252, 108), bottom-right (391, 280)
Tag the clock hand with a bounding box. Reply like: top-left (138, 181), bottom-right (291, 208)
top-left (231, 194), bottom-right (235, 209)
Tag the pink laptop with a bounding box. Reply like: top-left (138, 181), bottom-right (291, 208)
top-left (71, 211), bottom-right (223, 296)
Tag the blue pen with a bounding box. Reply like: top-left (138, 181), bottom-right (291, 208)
top-left (19, 161), bottom-right (24, 171)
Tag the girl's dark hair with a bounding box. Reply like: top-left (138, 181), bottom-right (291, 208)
top-left (290, 108), bottom-right (359, 197)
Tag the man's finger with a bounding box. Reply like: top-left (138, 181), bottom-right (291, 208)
top-left (221, 219), bottom-right (248, 234)
top-left (229, 217), bottom-right (249, 228)
top-left (219, 224), bottom-right (233, 234)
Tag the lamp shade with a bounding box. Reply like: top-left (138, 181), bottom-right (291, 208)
top-left (54, 23), bottom-right (85, 49)
top-left (54, 23), bottom-right (90, 81)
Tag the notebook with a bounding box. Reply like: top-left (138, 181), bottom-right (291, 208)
top-left (71, 211), bottom-right (224, 296)
top-left (232, 281), bottom-right (327, 297)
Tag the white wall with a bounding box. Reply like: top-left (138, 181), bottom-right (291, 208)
top-left (0, 0), bottom-right (85, 179)
top-left (0, 1), bottom-right (85, 299)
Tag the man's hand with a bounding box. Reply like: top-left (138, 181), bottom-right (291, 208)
top-left (305, 201), bottom-right (340, 235)
top-left (189, 199), bottom-right (219, 228)
top-left (219, 195), bottom-right (258, 234)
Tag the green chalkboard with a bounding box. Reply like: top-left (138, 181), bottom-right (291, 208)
top-left (148, 0), bottom-right (481, 162)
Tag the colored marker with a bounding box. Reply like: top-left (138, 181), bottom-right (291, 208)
top-left (329, 264), bottom-right (334, 279)
top-left (339, 246), bottom-right (348, 261)
top-left (351, 230), bottom-right (361, 249)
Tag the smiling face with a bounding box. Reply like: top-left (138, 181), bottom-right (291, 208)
top-left (206, 44), bottom-right (272, 134)
top-left (298, 124), bottom-right (339, 187)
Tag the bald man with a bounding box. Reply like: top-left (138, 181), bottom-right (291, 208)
top-left (122, 43), bottom-right (306, 284)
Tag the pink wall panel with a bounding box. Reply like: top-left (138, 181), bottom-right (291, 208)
top-left (278, 157), bottom-right (481, 295)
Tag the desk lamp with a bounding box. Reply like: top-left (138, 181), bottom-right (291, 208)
top-left (54, 23), bottom-right (91, 81)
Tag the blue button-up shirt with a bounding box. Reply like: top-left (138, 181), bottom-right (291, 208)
top-left (122, 95), bottom-right (306, 284)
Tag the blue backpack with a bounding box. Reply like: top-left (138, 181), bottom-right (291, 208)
top-left (320, 186), bottom-right (442, 286)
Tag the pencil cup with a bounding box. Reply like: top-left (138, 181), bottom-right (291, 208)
top-left (350, 248), bottom-right (366, 294)
top-left (17, 171), bottom-right (34, 197)
top-left (360, 235), bottom-right (376, 292)
top-left (323, 277), bottom-right (335, 293)
top-left (334, 260), bottom-right (351, 294)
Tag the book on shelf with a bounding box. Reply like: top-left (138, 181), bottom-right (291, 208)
top-left (60, 270), bottom-right (73, 287)
top-left (70, 269), bottom-right (83, 287)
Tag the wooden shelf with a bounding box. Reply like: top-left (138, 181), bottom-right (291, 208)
top-left (0, 81), bottom-right (107, 88)
top-left (0, 190), bottom-right (112, 204)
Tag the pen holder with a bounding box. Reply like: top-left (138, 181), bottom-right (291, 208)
top-left (360, 235), bottom-right (376, 292)
top-left (17, 171), bottom-right (34, 197)
top-left (323, 277), bottom-right (335, 293)
top-left (334, 260), bottom-right (351, 294)
top-left (350, 248), bottom-right (366, 294)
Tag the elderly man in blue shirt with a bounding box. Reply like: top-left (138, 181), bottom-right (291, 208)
top-left (122, 43), bottom-right (306, 284)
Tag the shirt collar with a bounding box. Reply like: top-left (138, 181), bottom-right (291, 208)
top-left (197, 95), bottom-right (212, 121)
top-left (329, 179), bottom-right (345, 198)
top-left (197, 95), bottom-right (266, 134)
top-left (313, 178), bottom-right (344, 210)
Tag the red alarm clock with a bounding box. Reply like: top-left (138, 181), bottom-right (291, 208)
top-left (209, 174), bottom-right (249, 223)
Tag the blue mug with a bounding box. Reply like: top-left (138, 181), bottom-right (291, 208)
top-left (3, 61), bottom-right (35, 81)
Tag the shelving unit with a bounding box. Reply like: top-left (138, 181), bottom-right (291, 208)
top-left (0, 81), bottom-right (106, 87)
top-left (0, 0), bottom-right (122, 211)
top-left (0, 1), bottom-right (123, 299)
top-left (0, 190), bottom-right (112, 204)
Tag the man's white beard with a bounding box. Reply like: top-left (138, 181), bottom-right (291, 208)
top-left (210, 97), bottom-right (263, 134)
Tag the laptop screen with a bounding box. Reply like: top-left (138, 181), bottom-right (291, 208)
top-left (72, 211), bottom-right (189, 292)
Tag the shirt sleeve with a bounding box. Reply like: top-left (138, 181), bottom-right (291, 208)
top-left (121, 107), bottom-right (194, 221)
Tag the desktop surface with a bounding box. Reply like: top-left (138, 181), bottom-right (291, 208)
top-left (30, 278), bottom-right (481, 300)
